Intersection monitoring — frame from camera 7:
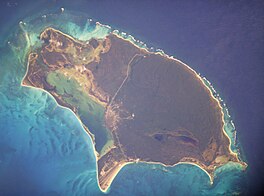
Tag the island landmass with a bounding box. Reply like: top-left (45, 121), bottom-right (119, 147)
top-left (22, 27), bottom-right (247, 192)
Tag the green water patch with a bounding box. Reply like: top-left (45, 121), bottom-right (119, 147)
top-left (46, 71), bottom-right (112, 154)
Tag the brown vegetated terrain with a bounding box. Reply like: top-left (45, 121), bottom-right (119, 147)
top-left (22, 28), bottom-right (245, 192)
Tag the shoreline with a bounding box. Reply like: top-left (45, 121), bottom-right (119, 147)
top-left (20, 23), bottom-right (247, 193)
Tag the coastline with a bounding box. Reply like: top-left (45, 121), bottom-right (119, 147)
top-left (20, 20), bottom-right (247, 193)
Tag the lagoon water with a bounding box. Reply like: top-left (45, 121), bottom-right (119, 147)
top-left (1, 1), bottom-right (262, 195)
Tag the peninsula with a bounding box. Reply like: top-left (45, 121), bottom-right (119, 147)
top-left (22, 27), bottom-right (246, 192)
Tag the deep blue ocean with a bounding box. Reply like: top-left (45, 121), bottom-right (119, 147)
top-left (0, 0), bottom-right (263, 195)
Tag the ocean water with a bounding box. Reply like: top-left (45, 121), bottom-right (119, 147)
top-left (0, 1), bottom-right (260, 195)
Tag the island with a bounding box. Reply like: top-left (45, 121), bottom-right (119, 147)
top-left (22, 27), bottom-right (246, 192)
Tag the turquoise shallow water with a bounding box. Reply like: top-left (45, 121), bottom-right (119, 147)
top-left (0, 9), bottom-right (247, 195)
